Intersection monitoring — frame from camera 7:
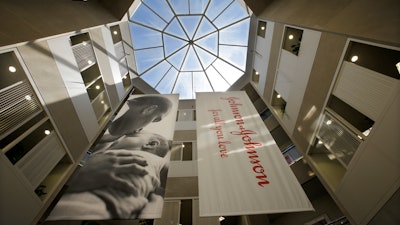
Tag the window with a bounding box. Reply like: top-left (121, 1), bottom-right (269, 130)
top-left (282, 27), bottom-right (303, 56)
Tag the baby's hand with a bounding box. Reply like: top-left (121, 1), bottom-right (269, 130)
top-left (68, 151), bottom-right (148, 194)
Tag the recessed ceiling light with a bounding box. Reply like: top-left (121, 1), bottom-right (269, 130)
top-left (8, 66), bottom-right (16, 73)
top-left (351, 55), bottom-right (358, 62)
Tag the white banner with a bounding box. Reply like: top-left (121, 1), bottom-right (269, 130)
top-left (196, 92), bottom-right (313, 216)
top-left (47, 94), bottom-right (179, 220)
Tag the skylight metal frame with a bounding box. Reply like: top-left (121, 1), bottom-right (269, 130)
top-left (129, 0), bottom-right (250, 99)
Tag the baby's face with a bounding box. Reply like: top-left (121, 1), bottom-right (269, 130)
top-left (127, 107), bottom-right (167, 134)
top-left (110, 133), bottom-right (165, 156)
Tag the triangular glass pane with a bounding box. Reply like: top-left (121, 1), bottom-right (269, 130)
top-left (182, 46), bottom-right (203, 71)
top-left (156, 67), bottom-right (179, 94)
top-left (178, 16), bottom-right (201, 40)
top-left (213, 1), bottom-right (249, 29)
top-left (165, 18), bottom-right (188, 39)
top-left (193, 17), bottom-right (216, 40)
top-left (193, 72), bottom-right (213, 97)
top-left (141, 61), bottom-right (171, 87)
top-left (219, 45), bottom-right (247, 70)
top-left (167, 46), bottom-right (188, 70)
top-left (134, 47), bottom-right (164, 74)
top-left (131, 3), bottom-right (166, 31)
top-left (193, 45), bottom-right (216, 69)
top-left (195, 32), bottom-right (218, 56)
top-left (213, 58), bottom-right (243, 84)
top-left (205, 0), bottom-right (233, 21)
top-left (143, 0), bottom-right (174, 22)
top-left (189, 0), bottom-right (209, 14)
top-left (169, 0), bottom-right (189, 15)
top-left (219, 18), bottom-right (250, 45)
top-left (173, 72), bottom-right (193, 99)
top-left (206, 66), bottom-right (230, 91)
top-left (130, 23), bottom-right (162, 49)
top-left (163, 34), bottom-right (188, 57)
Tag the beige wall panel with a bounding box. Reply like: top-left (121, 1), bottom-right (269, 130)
top-left (257, 0), bottom-right (399, 46)
top-left (336, 87), bottom-right (400, 225)
top-left (165, 177), bottom-right (198, 198)
top-left (292, 33), bottom-right (347, 153)
top-left (90, 26), bottom-right (124, 110)
top-left (193, 199), bottom-right (220, 225)
top-left (17, 42), bottom-right (90, 160)
top-left (0, 0), bottom-right (118, 46)
top-left (154, 200), bottom-right (181, 225)
top-left (263, 23), bottom-right (284, 102)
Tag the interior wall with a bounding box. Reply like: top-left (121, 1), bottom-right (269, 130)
top-left (291, 32), bottom-right (347, 154)
top-left (0, 0), bottom-right (118, 47)
top-left (256, 0), bottom-right (400, 46)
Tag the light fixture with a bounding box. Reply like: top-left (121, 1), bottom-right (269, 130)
top-left (101, 100), bottom-right (105, 104)
top-left (25, 95), bottom-right (32, 101)
top-left (82, 41), bottom-right (87, 46)
top-left (44, 130), bottom-right (51, 135)
top-left (113, 31), bottom-right (118, 35)
top-left (326, 119), bottom-right (332, 125)
top-left (181, 144), bottom-right (185, 148)
top-left (261, 26), bottom-right (265, 30)
top-left (95, 85), bottom-right (100, 90)
top-left (277, 94), bottom-right (281, 99)
top-left (255, 71), bottom-right (259, 75)
top-left (219, 217), bottom-right (225, 222)
top-left (318, 140), bottom-right (323, 145)
top-left (288, 34), bottom-right (294, 40)
top-left (351, 55), bottom-right (358, 62)
top-left (87, 60), bottom-right (93, 64)
top-left (8, 66), bottom-right (16, 73)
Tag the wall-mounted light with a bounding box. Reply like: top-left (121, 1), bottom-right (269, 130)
top-left (8, 66), bottom-right (16, 73)
top-left (44, 130), bottom-right (51, 135)
top-left (326, 119), bottom-right (332, 125)
top-left (351, 55), bottom-right (358, 62)
top-left (87, 60), bottom-right (93, 64)
top-left (95, 85), bottom-right (100, 90)
top-left (260, 26), bottom-right (265, 31)
top-left (277, 94), bottom-right (281, 99)
top-left (113, 31), bottom-right (118, 35)
top-left (101, 100), bottom-right (105, 104)
top-left (288, 34), bottom-right (294, 40)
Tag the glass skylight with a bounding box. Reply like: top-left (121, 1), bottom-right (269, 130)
top-left (129, 0), bottom-right (250, 99)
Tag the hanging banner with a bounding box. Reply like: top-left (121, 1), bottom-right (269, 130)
top-left (196, 92), bottom-right (313, 216)
top-left (47, 94), bottom-right (179, 220)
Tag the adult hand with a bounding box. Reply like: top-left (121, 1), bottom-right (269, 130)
top-left (68, 151), bottom-right (148, 195)
top-left (138, 193), bottom-right (163, 217)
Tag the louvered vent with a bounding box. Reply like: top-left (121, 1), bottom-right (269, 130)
top-left (71, 42), bottom-right (96, 71)
top-left (0, 81), bottom-right (41, 137)
top-left (317, 113), bottom-right (361, 166)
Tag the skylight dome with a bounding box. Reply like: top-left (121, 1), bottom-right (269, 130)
top-left (129, 0), bottom-right (250, 99)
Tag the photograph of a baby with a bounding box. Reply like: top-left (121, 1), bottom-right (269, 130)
top-left (47, 94), bottom-right (179, 220)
